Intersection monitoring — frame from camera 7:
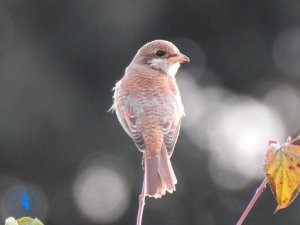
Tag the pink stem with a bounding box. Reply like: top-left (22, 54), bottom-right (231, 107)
top-left (136, 179), bottom-right (146, 225)
top-left (289, 136), bottom-right (300, 145)
top-left (236, 178), bottom-right (268, 225)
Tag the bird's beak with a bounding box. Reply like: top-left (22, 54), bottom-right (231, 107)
top-left (170, 53), bottom-right (190, 63)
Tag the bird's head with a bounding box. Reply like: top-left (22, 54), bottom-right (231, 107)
top-left (131, 40), bottom-right (190, 77)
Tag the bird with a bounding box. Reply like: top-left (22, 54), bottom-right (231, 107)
top-left (110, 40), bottom-right (189, 198)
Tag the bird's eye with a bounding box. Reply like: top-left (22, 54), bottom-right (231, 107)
top-left (155, 50), bottom-right (165, 57)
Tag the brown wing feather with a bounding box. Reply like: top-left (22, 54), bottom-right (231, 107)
top-left (113, 81), bottom-right (145, 152)
top-left (163, 120), bottom-right (181, 157)
top-left (162, 76), bottom-right (184, 157)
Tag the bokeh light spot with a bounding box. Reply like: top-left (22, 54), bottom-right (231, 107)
top-left (264, 83), bottom-right (300, 134)
top-left (208, 98), bottom-right (286, 189)
top-left (178, 73), bottom-right (287, 190)
top-left (73, 165), bottom-right (130, 223)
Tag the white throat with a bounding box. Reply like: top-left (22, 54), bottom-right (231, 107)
top-left (148, 59), bottom-right (180, 77)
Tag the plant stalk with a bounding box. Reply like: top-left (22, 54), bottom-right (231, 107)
top-left (236, 177), bottom-right (268, 225)
top-left (136, 179), bottom-right (146, 225)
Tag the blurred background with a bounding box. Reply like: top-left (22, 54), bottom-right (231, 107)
top-left (0, 0), bottom-right (300, 224)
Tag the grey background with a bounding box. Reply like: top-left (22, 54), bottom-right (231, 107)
top-left (0, 1), bottom-right (300, 225)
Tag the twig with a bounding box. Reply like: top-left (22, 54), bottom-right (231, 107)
top-left (136, 179), bottom-right (146, 225)
top-left (288, 135), bottom-right (300, 145)
top-left (236, 177), bottom-right (268, 225)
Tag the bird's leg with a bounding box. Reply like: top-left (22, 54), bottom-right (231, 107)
top-left (136, 179), bottom-right (146, 225)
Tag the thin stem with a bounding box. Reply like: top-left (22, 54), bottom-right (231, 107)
top-left (236, 177), bottom-right (268, 225)
top-left (136, 179), bottom-right (146, 225)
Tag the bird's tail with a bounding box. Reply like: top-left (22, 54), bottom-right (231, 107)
top-left (144, 144), bottom-right (177, 198)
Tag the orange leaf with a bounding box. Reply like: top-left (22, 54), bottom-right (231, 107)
top-left (264, 137), bottom-right (300, 211)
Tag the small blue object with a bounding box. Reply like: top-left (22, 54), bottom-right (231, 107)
top-left (6, 185), bottom-right (41, 217)
top-left (19, 193), bottom-right (30, 212)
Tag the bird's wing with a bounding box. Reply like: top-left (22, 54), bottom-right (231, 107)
top-left (162, 79), bottom-right (185, 157)
top-left (161, 94), bottom-right (183, 157)
top-left (116, 104), bottom-right (145, 152)
top-left (162, 119), bottom-right (181, 157)
top-left (112, 81), bottom-right (145, 152)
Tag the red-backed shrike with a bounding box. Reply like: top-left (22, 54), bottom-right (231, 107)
top-left (110, 40), bottom-right (189, 198)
